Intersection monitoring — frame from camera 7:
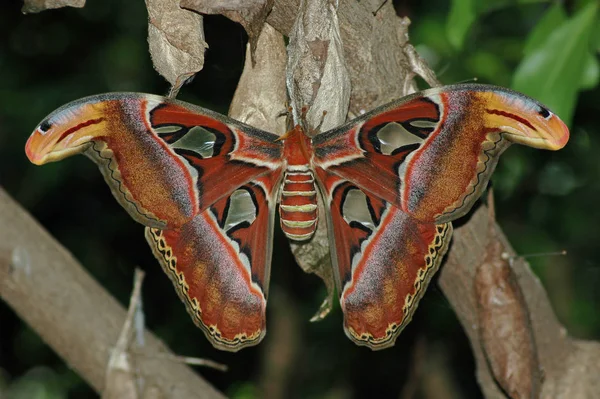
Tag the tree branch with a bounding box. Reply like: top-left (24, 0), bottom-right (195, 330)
top-left (0, 187), bottom-right (225, 398)
top-left (443, 205), bottom-right (600, 398)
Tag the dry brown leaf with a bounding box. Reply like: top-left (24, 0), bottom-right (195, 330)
top-left (22, 0), bottom-right (85, 13)
top-left (476, 236), bottom-right (541, 399)
top-left (229, 23), bottom-right (287, 133)
top-left (181, 0), bottom-right (274, 63)
top-left (286, 0), bottom-right (350, 131)
top-left (145, 0), bottom-right (207, 90)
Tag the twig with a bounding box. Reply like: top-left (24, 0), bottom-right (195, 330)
top-left (131, 351), bottom-right (228, 373)
top-left (103, 269), bottom-right (146, 399)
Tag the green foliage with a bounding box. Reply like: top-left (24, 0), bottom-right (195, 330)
top-left (513, 1), bottom-right (599, 125)
top-left (447, 0), bottom-right (549, 50)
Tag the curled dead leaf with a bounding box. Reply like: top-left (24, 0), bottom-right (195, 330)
top-left (22, 0), bottom-right (85, 14)
top-left (229, 23), bottom-right (287, 133)
top-left (286, 0), bottom-right (350, 131)
top-left (145, 0), bottom-right (207, 90)
top-left (181, 0), bottom-right (274, 64)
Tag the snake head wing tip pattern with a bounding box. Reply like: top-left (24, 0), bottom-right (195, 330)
top-left (25, 83), bottom-right (569, 351)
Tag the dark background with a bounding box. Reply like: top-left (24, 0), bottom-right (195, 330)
top-left (1, 0), bottom-right (598, 398)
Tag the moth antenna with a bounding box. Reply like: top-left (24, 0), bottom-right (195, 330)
top-left (455, 77), bottom-right (479, 85)
top-left (501, 250), bottom-right (567, 266)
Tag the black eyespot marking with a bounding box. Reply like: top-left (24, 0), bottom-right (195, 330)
top-left (39, 120), bottom-right (52, 133)
top-left (538, 107), bottom-right (551, 119)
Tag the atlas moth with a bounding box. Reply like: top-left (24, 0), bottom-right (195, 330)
top-left (25, 84), bottom-right (569, 351)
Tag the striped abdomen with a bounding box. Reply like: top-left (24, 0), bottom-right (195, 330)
top-left (279, 170), bottom-right (318, 241)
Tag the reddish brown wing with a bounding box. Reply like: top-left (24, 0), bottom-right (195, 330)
top-left (26, 93), bottom-right (286, 351)
top-left (146, 171), bottom-right (282, 351)
top-left (25, 93), bottom-right (285, 230)
top-left (149, 100), bottom-right (284, 216)
top-left (314, 169), bottom-right (452, 349)
top-left (313, 84), bottom-right (569, 224)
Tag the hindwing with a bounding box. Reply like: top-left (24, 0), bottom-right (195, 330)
top-left (146, 171), bottom-right (282, 351)
top-left (314, 168), bottom-right (452, 349)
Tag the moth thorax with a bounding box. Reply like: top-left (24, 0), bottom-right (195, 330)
top-left (279, 170), bottom-right (318, 241)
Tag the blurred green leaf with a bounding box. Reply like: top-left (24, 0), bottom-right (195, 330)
top-left (512, 2), bottom-right (598, 125)
top-left (522, 3), bottom-right (567, 56)
top-left (447, 0), bottom-right (476, 50)
top-left (447, 0), bottom-right (550, 50)
top-left (580, 52), bottom-right (600, 90)
top-left (229, 382), bottom-right (259, 399)
top-left (522, 3), bottom-right (599, 90)
top-left (477, 0), bottom-right (549, 12)
top-left (465, 51), bottom-right (512, 85)
top-left (592, 15), bottom-right (600, 52)
top-left (413, 16), bottom-right (453, 57)
top-left (5, 367), bottom-right (67, 399)
top-left (575, 0), bottom-right (599, 8)
top-left (493, 149), bottom-right (529, 198)
top-left (572, 297), bottom-right (600, 336)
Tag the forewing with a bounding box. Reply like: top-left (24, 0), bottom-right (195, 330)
top-left (312, 84), bottom-right (569, 224)
top-left (25, 93), bottom-right (284, 230)
top-left (315, 169), bottom-right (452, 349)
top-left (145, 171), bottom-right (282, 351)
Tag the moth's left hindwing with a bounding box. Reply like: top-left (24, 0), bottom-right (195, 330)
top-left (146, 173), bottom-right (282, 350)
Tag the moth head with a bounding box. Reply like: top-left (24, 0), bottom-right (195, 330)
top-left (26, 99), bottom-right (110, 165)
top-left (482, 91), bottom-right (570, 151)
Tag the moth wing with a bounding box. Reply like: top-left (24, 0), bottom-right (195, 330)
top-left (146, 172), bottom-right (282, 351)
top-left (315, 169), bottom-right (452, 349)
top-left (312, 84), bottom-right (568, 224)
top-left (26, 93), bottom-right (284, 230)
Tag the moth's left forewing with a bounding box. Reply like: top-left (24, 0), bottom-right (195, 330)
top-left (25, 93), bottom-right (285, 232)
top-left (145, 170), bottom-right (283, 351)
top-left (314, 169), bottom-right (452, 349)
top-left (148, 98), bottom-right (285, 213)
